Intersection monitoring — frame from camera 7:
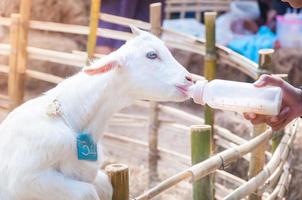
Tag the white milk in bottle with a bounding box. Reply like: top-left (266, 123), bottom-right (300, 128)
top-left (189, 79), bottom-right (282, 115)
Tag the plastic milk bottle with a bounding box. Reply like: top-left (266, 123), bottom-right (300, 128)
top-left (189, 79), bottom-right (282, 116)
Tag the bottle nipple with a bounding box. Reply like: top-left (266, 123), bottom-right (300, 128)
top-left (189, 80), bottom-right (208, 105)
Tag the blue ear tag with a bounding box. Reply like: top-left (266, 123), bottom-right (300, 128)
top-left (77, 133), bottom-right (98, 161)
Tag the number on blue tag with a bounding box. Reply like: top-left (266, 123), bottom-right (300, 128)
top-left (77, 133), bottom-right (98, 161)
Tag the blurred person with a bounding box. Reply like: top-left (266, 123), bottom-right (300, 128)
top-left (244, 0), bottom-right (302, 130)
top-left (257, 0), bottom-right (293, 31)
top-left (96, 0), bottom-right (165, 54)
top-left (244, 74), bottom-right (302, 131)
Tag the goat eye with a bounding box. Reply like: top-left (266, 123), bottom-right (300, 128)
top-left (146, 51), bottom-right (158, 59)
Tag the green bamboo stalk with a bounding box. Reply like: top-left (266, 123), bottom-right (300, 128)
top-left (191, 125), bottom-right (214, 200)
top-left (248, 49), bottom-right (274, 200)
top-left (203, 12), bottom-right (217, 200)
top-left (204, 12), bottom-right (217, 130)
top-left (272, 75), bottom-right (287, 153)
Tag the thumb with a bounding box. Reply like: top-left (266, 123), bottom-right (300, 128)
top-left (254, 74), bottom-right (283, 88)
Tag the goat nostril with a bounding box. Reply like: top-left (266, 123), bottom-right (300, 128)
top-left (185, 75), bottom-right (193, 82)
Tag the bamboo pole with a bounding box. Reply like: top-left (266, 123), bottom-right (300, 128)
top-left (0, 16), bottom-right (263, 80)
top-left (203, 11), bottom-right (217, 199)
top-left (134, 128), bottom-right (273, 200)
top-left (105, 164), bottom-right (129, 200)
top-left (148, 2), bottom-right (162, 187)
top-left (87, 0), bottom-right (101, 62)
top-left (100, 13), bottom-right (151, 30)
top-left (13, 0), bottom-right (32, 107)
top-left (8, 14), bottom-right (20, 110)
top-left (104, 132), bottom-right (190, 163)
top-left (247, 49), bottom-right (274, 200)
top-left (224, 121), bottom-right (297, 200)
top-left (272, 130), bottom-right (284, 153)
top-left (272, 75), bottom-right (287, 153)
top-left (204, 11), bottom-right (217, 129)
top-left (191, 125), bottom-right (214, 200)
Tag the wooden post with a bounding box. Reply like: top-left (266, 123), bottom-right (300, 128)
top-left (272, 130), bottom-right (284, 153)
top-left (12, 0), bottom-right (32, 108)
top-left (191, 125), bottom-right (214, 200)
top-left (203, 11), bottom-right (217, 199)
top-left (248, 49), bottom-right (274, 200)
top-left (87, 0), bottom-right (101, 62)
top-left (8, 14), bottom-right (20, 110)
top-left (148, 2), bottom-right (162, 187)
top-left (204, 12), bottom-right (217, 133)
top-left (105, 164), bottom-right (129, 200)
top-left (272, 75), bottom-right (287, 153)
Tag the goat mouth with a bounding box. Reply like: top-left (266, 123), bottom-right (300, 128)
top-left (175, 85), bottom-right (190, 96)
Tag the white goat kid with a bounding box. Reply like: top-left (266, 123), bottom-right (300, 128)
top-left (0, 27), bottom-right (192, 200)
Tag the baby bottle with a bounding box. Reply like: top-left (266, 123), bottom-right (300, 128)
top-left (189, 79), bottom-right (282, 116)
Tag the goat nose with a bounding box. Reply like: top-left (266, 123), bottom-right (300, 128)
top-left (185, 75), bottom-right (193, 82)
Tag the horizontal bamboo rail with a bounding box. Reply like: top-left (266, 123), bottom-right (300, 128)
top-left (104, 132), bottom-right (190, 162)
top-left (165, 0), bottom-right (231, 19)
top-left (266, 162), bottom-right (291, 200)
top-left (27, 46), bottom-right (86, 67)
top-left (0, 43), bottom-right (10, 56)
top-left (134, 128), bottom-right (273, 200)
top-left (108, 118), bottom-right (273, 163)
top-left (100, 13), bottom-right (151, 30)
top-left (0, 94), bottom-right (9, 100)
top-left (0, 14), bottom-right (262, 81)
top-left (0, 9), bottom-right (294, 200)
top-left (224, 121), bottom-right (298, 199)
top-left (26, 69), bottom-right (63, 84)
top-left (0, 64), bottom-right (9, 74)
top-left (166, 0), bottom-right (231, 3)
top-left (258, 161), bottom-right (285, 195)
top-left (165, 5), bottom-right (230, 13)
top-left (216, 170), bottom-right (246, 187)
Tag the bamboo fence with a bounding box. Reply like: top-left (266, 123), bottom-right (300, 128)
top-left (165, 0), bottom-right (231, 20)
top-left (0, 1), bottom-right (296, 200)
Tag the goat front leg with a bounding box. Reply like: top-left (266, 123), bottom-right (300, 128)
top-left (93, 170), bottom-right (113, 200)
top-left (25, 170), bottom-right (100, 200)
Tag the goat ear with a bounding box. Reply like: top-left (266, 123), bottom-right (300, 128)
top-left (130, 25), bottom-right (143, 36)
top-left (83, 58), bottom-right (119, 75)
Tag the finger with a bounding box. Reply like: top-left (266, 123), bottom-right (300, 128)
top-left (267, 117), bottom-right (287, 130)
top-left (254, 74), bottom-right (283, 88)
top-left (269, 107), bottom-right (290, 123)
top-left (250, 116), bottom-right (267, 124)
top-left (244, 113), bottom-right (256, 120)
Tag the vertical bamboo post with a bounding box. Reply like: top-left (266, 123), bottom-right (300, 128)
top-left (8, 14), bottom-right (20, 110)
top-left (105, 164), bottom-right (129, 200)
top-left (248, 49), bottom-right (274, 200)
top-left (148, 2), bottom-right (162, 187)
top-left (204, 12), bottom-right (217, 133)
top-left (87, 0), bottom-right (101, 62)
top-left (191, 125), bottom-right (214, 200)
top-left (12, 0), bottom-right (32, 108)
top-left (203, 12), bottom-right (217, 199)
top-left (272, 130), bottom-right (284, 153)
top-left (272, 75), bottom-right (287, 153)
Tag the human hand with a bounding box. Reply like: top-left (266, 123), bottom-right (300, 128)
top-left (244, 74), bottom-right (302, 131)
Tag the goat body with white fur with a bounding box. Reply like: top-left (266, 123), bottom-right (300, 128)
top-left (0, 27), bottom-right (193, 200)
